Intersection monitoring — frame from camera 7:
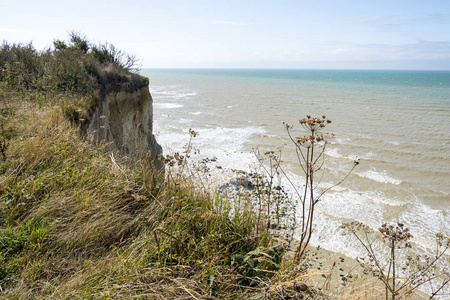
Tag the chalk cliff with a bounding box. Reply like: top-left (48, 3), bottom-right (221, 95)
top-left (84, 74), bottom-right (162, 169)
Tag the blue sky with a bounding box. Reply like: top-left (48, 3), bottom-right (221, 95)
top-left (1, 0), bottom-right (450, 70)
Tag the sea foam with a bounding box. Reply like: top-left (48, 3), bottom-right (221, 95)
top-left (357, 169), bottom-right (402, 185)
top-left (153, 103), bottom-right (184, 109)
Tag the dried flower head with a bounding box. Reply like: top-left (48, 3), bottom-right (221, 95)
top-left (379, 222), bottom-right (413, 244)
top-left (189, 128), bottom-right (198, 137)
top-left (341, 221), bottom-right (374, 234)
top-left (298, 115), bottom-right (332, 132)
top-left (436, 233), bottom-right (450, 247)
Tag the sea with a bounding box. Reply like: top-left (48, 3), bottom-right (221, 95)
top-left (140, 68), bottom-right (450, 263)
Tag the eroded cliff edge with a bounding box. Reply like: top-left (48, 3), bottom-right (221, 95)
top-left (84, 74), bottom-right (163, 169)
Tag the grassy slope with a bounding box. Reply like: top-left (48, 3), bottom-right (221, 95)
top-left (0, 39), bottom-right (292, 299)
top-left (0, 82), bottom-right (280, 300)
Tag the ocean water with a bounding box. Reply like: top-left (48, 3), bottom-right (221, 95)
top-left (141, 68), bottom-right (450, 261)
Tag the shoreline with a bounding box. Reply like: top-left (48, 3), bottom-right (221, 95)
top-left (175, 155), bottom-right (438, 299)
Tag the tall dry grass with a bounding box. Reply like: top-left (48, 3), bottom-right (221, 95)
top-left (0, 85), bottom-right (283, 298)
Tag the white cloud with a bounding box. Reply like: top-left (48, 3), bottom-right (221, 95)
top-left (213, 20), bottom-right (246, 26)
top-left (0, 27), bottom-right (24, 33)
top-left (118, 42), bottom-right (142, 47)
top-left (347, 14), bottom-right (384, 23)
top-left (327, 41), bottom-right (450, 61)
top-left (241, 41), bottom-right (450, 69)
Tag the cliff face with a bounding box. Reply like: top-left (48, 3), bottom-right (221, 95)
top-left (86, 81), bottom-right (162, 169)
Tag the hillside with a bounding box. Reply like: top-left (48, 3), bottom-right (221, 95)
top-left (0, 33), bottom-right (293, 299)
top-left (1, 34), bottom-right (448, 300)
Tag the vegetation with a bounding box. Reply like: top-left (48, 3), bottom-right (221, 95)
top-left (0, 33), bottom-right (292, 299)
top-left (1, 34), bottom-right (449, 299)
top-left (0, 32), bottom-right (147, 123)
top-left (252, 116), bottom-right (358, 261)
top-left (284, 116), bottom-right (358, 262)
top-left (342, 222), bottom-right (450, 300)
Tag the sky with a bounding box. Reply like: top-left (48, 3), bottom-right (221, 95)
top-left (1, 0), bottom-right (450, 70)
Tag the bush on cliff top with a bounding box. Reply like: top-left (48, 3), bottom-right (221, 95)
top-left (0, 32), bottom-right (148, 122)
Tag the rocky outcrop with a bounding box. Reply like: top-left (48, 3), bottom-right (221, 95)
top-left (85, 77), bottom-right (162, 169)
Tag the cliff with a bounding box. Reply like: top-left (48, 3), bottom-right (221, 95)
top-left (85, 76), bottom-right (163, 169)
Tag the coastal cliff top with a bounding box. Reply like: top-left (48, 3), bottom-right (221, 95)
top-left (0, 32), bottom-right (148, 121)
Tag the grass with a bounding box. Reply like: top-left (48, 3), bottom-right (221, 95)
top-left (0, 37), bottom-right (289, 299)
top-left (0, 86), bottom-right (281, 299)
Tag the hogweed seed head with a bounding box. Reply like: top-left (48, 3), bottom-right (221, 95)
top-left (189, 128), bottom-right (198, 137)
top-left (378, 222), bottom-right (413, 243)
top-left (298, 115), bottom-right (332, 132)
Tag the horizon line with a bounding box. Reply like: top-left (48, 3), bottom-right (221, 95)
top-left (140, 67), bottom-right (450, 72)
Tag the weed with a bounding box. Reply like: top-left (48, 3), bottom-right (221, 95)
top-left (255, 116), bottom-right (358, 263)
top-left (342, 221), bottom-right (450, 299)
